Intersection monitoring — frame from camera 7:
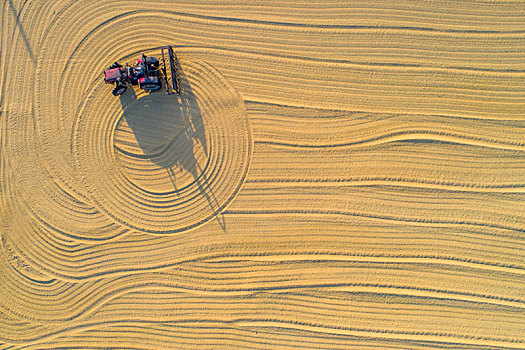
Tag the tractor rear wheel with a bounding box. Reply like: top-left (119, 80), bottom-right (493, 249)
top-left (145, 56), bottom-right (159, 69)
top-left (112, 84), bottom-right (127, 96)
top-left (139, 76), bottom-right (161, 91)
top-left (141, 83), bottom-right (161, 91)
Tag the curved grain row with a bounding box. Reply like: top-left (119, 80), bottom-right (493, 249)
top-left (247, 141), bottom-right (525, 191)
top-left (248, 103), bottom-right (525, 150)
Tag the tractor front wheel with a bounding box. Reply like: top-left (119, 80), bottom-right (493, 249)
top-left (145, 56), bottom-right (159, 69)
top-left (108, 62), bottom-right (123, 70)
top-left (112, 84), bottom-right (127, 96)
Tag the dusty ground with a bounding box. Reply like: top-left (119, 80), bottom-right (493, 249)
top-left (1, 0), bottom-right (524, 348)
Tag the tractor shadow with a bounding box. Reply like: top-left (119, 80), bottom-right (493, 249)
top-left (118, 57), bottom-right (226, 232)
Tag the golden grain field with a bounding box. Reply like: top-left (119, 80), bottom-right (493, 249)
top-left (1, 0), bottom-right (524, 348)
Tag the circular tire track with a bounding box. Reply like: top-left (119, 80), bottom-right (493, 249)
top-left (74, 58), bottom-right (252, 234)
top-left (4, 6), bottom-right (256, 282)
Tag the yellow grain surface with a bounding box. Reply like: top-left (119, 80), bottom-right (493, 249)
top-left (1, 0), bottom-right (524, 348)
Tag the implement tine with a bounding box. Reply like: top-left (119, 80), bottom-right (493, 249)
top-left (161, 47), bottom-right (171, 95)
top-left (168, 46), bottom-right (180, 94)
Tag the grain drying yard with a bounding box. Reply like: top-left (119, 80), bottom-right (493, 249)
top-left (1, 0), bottom-right (524, 348)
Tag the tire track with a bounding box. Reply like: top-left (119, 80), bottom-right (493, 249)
top-left (205, 253), bottom-right (525, 275)
top-left (235, 320), bottom-right (525, 349)
top-left (225, 207), bottom-right (525, 235)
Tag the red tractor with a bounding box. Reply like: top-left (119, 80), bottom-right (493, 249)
top-left (104, 46), bottom-right (180, 96)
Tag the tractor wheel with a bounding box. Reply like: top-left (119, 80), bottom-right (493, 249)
top-left (112, 84), bottom-right (127, 96)
top-left (139, 76), bottom-right (161, 91)
top-left (141, 83), bottom-right (161, 91)
top-left (145, 56), bottom-right (159, 69)
top-left (108, 62), bottom-right (122, 70)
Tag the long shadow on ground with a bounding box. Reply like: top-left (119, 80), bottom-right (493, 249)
top-left (117, 57), bottom-right (226, 232)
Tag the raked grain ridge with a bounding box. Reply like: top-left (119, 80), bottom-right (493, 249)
top-left (1, 0), bottom-right (524, 348)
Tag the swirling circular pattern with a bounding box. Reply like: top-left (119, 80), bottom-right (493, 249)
top-left (21, 10), bottom-right (252, 238)
top-left (74, 57), bottom-right (251, 233)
